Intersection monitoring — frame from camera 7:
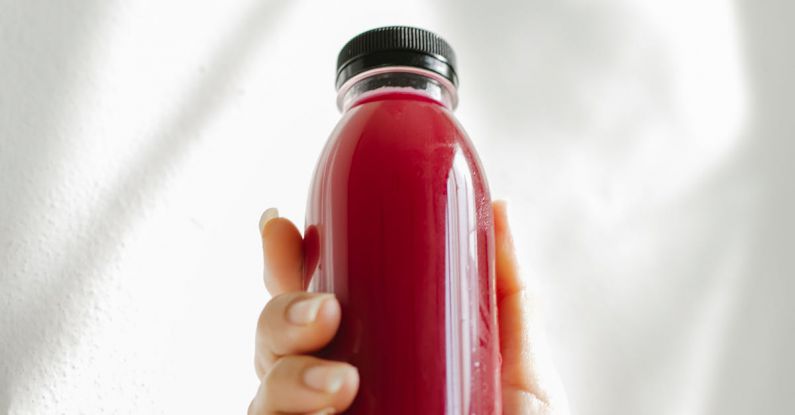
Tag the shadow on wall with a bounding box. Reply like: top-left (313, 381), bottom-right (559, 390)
top-left (0, 1), bottom-right (113, 410)
top-left (704, 1), bottom-right (795, 413)
top-left (0, 0), bottom-right (288, 411)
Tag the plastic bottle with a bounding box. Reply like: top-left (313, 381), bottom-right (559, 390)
top-left (304, 26), bottom-right (501, 414)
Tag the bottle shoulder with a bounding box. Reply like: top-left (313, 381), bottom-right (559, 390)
top-left (332, 98), bottom-right (466, 147)
top-left (318, 98), bottom-right (488, 185)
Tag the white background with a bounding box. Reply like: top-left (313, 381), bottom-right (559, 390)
top-left (1, 0), bottom-right (793, 414)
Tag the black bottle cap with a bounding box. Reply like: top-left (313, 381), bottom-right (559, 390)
top-left (335, 26), bottom-right (458, 90)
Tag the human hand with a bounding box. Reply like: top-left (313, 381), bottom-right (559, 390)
top-left (248, 201), bottom-right (569, 414)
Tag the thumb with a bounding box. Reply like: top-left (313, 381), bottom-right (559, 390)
top-left (493, 200), bottom-right (570, 414)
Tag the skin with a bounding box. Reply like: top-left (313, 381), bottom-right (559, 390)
top-left (249, 201), bottom-right (570, 414)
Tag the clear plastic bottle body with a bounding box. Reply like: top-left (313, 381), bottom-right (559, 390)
top-left (304, 69), bottom-right (501, 414)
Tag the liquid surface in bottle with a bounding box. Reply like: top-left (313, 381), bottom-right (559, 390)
top-left (305, 91), bottom-right (501, 414)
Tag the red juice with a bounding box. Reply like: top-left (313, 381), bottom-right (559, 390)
top-left (304, 27), bottom-right (501, 414)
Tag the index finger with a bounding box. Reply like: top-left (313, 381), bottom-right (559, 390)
top-left (259, 208), bottom-right (304, 295)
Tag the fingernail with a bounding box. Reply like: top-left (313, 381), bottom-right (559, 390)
top-left (309, 408), bottom-right (336, 415)
top-left (303, 364), bottom-right (355, 394)
top-left (259, 208), bottom-right (279, 234)
top-left (286, 295), bottom-right (333, 325)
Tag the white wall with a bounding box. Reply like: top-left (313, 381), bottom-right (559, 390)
top-left (1, 0), bottom-right (793, 413)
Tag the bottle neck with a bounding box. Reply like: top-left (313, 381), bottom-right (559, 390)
top-left (336, 66), bottom-right (458, 112)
